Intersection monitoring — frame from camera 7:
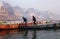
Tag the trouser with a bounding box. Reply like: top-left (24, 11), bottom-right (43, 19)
top-left (25, 22), bottom-right (27, 26)
top-left (33, 21), bottom-right (37, 25)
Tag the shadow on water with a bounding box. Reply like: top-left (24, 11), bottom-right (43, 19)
top-left (22, 29), bottom-right (37, 39)
top-left (19, 29), bottom-right (37, 39)
top-left (23, 30), bottom-right (28, 36)
top-left (32, 30), bottom-right (36, 39)
top-left (23, 30), bottom-right (28, 38)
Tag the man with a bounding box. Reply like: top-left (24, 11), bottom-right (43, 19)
top-left (22, 17), bottom-right (27, 26)
top-left (32, 16), bottom-right (37, 25)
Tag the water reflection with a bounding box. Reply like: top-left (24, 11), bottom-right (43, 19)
top-left (0, 29), bottom-right (37, 39)
top-left (0, 29), bottom-right (19, 36)
top-left (32, 30), bottom-right (36, 39)
top-left (23, 30), bottom-right (28, 38)
top-left (0, 29), bottom-right (60, 39)
top-left (24, 30), bottom-right (28, 36)
top-left (0, 29), bottom-right (25, 39)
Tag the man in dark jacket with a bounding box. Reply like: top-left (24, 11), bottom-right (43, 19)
top-left (22, 17), bottom-right (27, 26)
top-left (32, 16), bottom-right (37, 25)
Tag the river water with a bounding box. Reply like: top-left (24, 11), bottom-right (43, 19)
top-left (0, 29), bottom-right (60, 39)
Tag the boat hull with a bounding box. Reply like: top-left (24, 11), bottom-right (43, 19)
top-left (0, 24), bottom-right (19, 29)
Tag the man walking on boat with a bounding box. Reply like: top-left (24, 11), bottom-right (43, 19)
top-left (22, 17), bottom-right (27, 26)
top-left (32, 16), bottom-right (37, 25)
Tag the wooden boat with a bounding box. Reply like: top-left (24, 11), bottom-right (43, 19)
top-left (0, 21), bottom-right (59, 30)
top-left (0, 21), bottom-right (51, 29)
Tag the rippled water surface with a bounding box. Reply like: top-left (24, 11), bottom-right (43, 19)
top-left (0, 29), bottom-right (60, 39)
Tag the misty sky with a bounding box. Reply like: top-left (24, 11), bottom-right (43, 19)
top-left (0, 0), bottom-right (60, 14)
